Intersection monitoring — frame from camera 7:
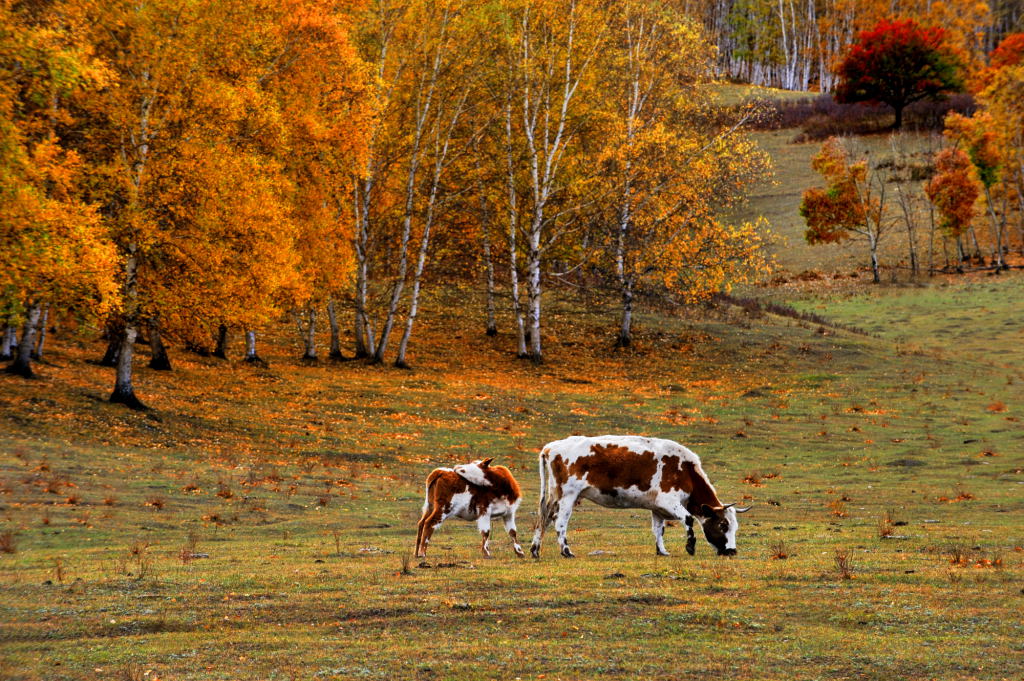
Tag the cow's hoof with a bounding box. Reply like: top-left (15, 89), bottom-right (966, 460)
top-left (530, 546), bottom-right (541, 559)
top-left (514, 548), bottom-right (526, 558)
top-left (685, 543), bottom-right (696, 556)
top-left (560, 547), bottom-right (575, 558)
top-left (657, 550), bottom-right (670, 557)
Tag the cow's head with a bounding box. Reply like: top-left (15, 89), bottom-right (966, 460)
top-left (453, 458), bottom-right (494, 487)
top-left (696, 503), bottom-right (750, 556)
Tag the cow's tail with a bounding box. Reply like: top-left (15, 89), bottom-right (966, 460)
top-left (530, 450), bottom-right (549, 557)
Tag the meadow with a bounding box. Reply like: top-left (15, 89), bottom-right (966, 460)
top-left (3, 83), bottom-right (1024, 679)
top-left (2, 267), bottom-right (1023, 680)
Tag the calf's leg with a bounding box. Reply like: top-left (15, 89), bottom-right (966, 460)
top-left (417, 505), bottom-right (444, 558)
top-left (477, 514), bottom-right (492, 558)
top-left (504, 513), bottom-right (525, 557)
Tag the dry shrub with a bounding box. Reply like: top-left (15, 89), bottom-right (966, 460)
top-left (986, 401), bottom-right (1007, 413)
top-left (317, 495), bottom-right (330, 506)
top-left (400, 554), bottom-right (414, 575)
top-left (877, 509), bottom-right (896, 538)
top-left (120, 662), bottom-right (145, 681)
top-left (834, 549), bottom-right (854, 579)
top-left (145, 496), bottom-right (165, 510)
top-left (216, 481), bottom-right (233, 499)
top-left (0, 530), bottom-right (15, 554)
top-left (182, 480), bottom-right (201, 493)
top-left (103, 495), bottom-right (117, 506)
top-left (937, 485), bottom-right (975, 503)
top-left (827, 499), bottom-right (848, 517)
top-left (53, 557), bottom-right (65, 584)
top-left (948, 544), bottom-right (972, 566)
top-left (65, 493), bottom-right (81, 505)
top-left (768, 540), bottom-right (788, 560)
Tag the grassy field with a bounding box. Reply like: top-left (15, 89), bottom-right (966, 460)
top-left (2, 272), bottom-right (1023, 680)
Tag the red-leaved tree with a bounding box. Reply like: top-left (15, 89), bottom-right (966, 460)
top-left (835, 19), bottom-right (965, 129)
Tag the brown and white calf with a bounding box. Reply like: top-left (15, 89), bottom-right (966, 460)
top-left (415, 458), bottom-right (526, 559)
top-left (530, 435), bottom-right (749, 558)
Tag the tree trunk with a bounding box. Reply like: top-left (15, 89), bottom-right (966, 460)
top-left (212, 324), bottom-right (229, 359)
top-left (109, 324), bottom-right (147, 410)
top-left (100, 319), bottom-right (122, 366)
top-left (869, 235), bottom-right (881, 283)
top-left (526, 233), bottom-right (543, 363)
top-left (243, 328), bottom-right (267, 367)
top-left (395, 202), bottom-right (437, 370)
top-left (893, 104), bottom-right (903, 130)
top-left (0, 322), bottom-right (15, 361)
top-left (302, 308), bottom-right (318, 362)
top-left (31, 304), bottom-right (49, 360)
top-left (354, 182), bottom-right (373, 359)
top-left (6, 302), bottom-right (42, 378)
top-left (616, 279), bottom-right (634, 348)
top-left (148, 318), bottom-right (172, 371)
top-left (483, 224), bottom-right (497, 337)
top-left (327, 299), bottom-right (345, 360)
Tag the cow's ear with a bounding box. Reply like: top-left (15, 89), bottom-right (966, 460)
top-left (480, 458), bottom-right (494, 468)
top-left (700, 504), bottom-right (716, 517)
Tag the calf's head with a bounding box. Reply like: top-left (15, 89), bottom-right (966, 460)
top-left (453, 458), bottom-right (494, 487)
top-left (697, 503), bottom-right (750, 556)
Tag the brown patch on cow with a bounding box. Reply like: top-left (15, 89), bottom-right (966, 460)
top-left (550, 455), bottom-right (570, 488)
top-left (568, 444), bottom-right (658, 492)
top-left (658, 455), bottom-right (722, 515)
top-left (473, 465), bottom-right (522, 515)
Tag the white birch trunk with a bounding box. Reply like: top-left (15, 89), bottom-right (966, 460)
top-left (6, 302), bottom-right (41, 378)
top-left (327, 298), bottom-right (344, 359)
top-left (31, 304), bottom-right (48, 360)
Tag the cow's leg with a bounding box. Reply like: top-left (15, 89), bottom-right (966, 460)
top-left (417, 506), bottom-right (444, 558)
top-left (477, 514), bottom-right (492, 558)
top-left (685, 515), bottom-right (696, 556)
top-left (651, 512), bottom-right (669, 556)
top-left (530, 496), bottom-right (559, 558)
top-left (504, 513), bottom-right (525, 557)
top-left (554, 492), bottom-right (580, 558)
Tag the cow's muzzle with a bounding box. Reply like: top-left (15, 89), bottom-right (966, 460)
top-left (718, 548), bottom-right (737, 557)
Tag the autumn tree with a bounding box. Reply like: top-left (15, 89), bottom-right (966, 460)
top-left (925, 147), bottom-right (981, 267)
top-left (489, 0), bottom-right (606, 362)
top-left (0, 1), bottom-right (118, 378)
top-left (595, 1), bottom-right (772, 347)
top-left (835, 19), bottom-right (965, 129)
top-left (800, 137), bottom-right (889, 283)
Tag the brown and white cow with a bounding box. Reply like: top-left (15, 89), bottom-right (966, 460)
top-left (415, 459), bottom-right (526, 559)
top-left (530, 436), bottom-right (749, 558)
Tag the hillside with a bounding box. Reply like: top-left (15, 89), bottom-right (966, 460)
top-left (2, 269), bottom-right (1023, 680)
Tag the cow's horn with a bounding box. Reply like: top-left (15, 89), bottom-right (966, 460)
top-left (480, 457), bottom-right (494, 467)
top-left (733, 505), bottom-right (752, 513)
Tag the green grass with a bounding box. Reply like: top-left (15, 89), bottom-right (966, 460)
top-left (2, 274), bottom-right (1023, 680)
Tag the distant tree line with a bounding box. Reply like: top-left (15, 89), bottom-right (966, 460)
top-left (682, 0), bottom-right (1020, 91)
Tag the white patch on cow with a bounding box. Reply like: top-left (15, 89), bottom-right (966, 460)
top-left (453, 461), bottom-right (491, 487)
top-left (724, 506), bottom-right (738, 550)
